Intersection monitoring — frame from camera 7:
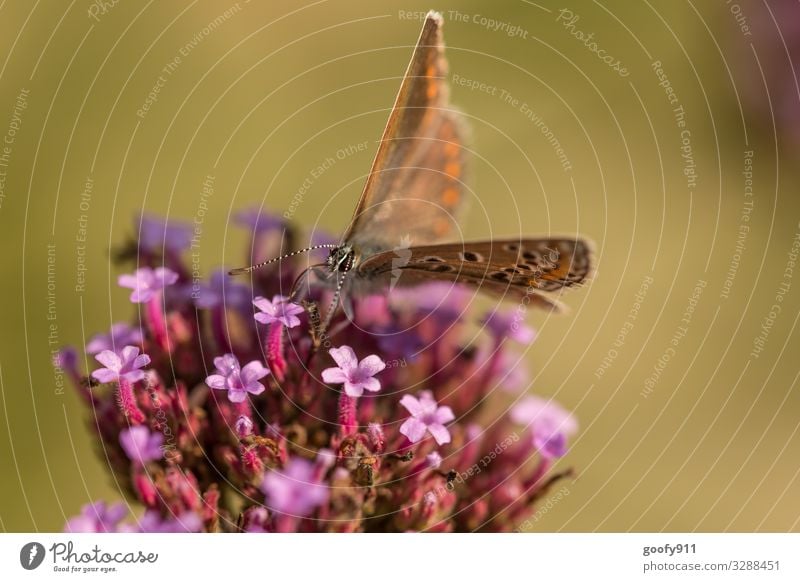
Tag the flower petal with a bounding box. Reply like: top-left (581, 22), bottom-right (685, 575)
top-left (254, 312), bottom-right (274, 325)
top-left (427, 423), bottom-right (452, 445)
top-left (434, 405), bottom-right (455, 424)
top-left (124, 370), bottom-right (145, 383)
top-left (120, 345), bottom-right (140, 364)
top-left (343, 381), bottom-right (364, 398)
top-left (358, 354), bottom-right (386, 377)
top-left (227, 388), bottom-right (248, 403)
top-left (399, 394), bottom-right (423, 416)
top-left (205, 374), bottom-right (227, 390)
top-left (91, 368), bottom-right (118, 384)
top-left (399, 417), bottom-right (427, 443)
top-left (329, 346), bottom-right (358, 371)
top-left (359, 376), bottom-right (381, 393)
top-left (245, 381), bottom-right (266, 396)
top-left (133, 354), bottom-right (151, 369)
top-left (321, 367), bottom-right (347, 384)
top-left (95, 350), bottom-right (121, 371)
top-left (117, 274), bottom-right (138, 289)
top-left (241, 361), bottom-right (269, 384)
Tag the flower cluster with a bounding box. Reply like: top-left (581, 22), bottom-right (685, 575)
top-left (59, 211), bottom-right (578, 532)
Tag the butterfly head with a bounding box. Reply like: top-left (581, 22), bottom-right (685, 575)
top-left (326, 244), bottom-right (355, 274)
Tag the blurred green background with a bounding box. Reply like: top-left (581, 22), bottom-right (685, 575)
top-left (1, 0), bottom-right (799, 531)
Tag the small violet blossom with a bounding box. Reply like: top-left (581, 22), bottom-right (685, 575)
top-left (399, 390), bottom-right (455, 445)
top-left (481, 309), bottom-right (536, 344)
top-left (510, 395), bottom-right (578, 459)
top-left (64, 501), bottom-right (128, 533)
top-left (261, 458), bottom-right (329, 516)
top-left (192, 269), bottom-right (251, 310)
top-left (205, 354), bottom-right (270, 403)
top-left (138, 214), bottom-right (193, 254)
top-left (86, 323), bottom-right (144, 355)
top-left (118, 267), bottom-right (179, 304)
top-left (253, 295), bottom-right (304, 328)
top-left (120, 426), bottom-right (163, 465)
top-left (91, 346), bottom-right (150, 384)
top-left (321, 345), bottom-right (386, 398)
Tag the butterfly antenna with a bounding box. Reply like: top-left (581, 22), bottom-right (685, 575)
top-left (228, 244), bottom-right (338, 275)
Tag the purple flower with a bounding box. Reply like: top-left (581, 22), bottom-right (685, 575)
top-left (193, 269), bottom-right (251, 310)
top-left (205, 354), bottom-right (270, 403)
top-left (510, 396), bottom-right (578, 459)
top-left (86, 323), bottom-right (144, 355)
top-left (138, 213), bottom-right (193, 254)
top-left (91, 346), bottom-right (150, 384)
top-left (321, 346), bottom-right (386, 397)
top-left (399, 390), bottom-right (455, 445)
top-left (120, 426), bottom-right (163, 464)
top-left (53, 346), bottom-right (78, 373)
top-left (261, 458), bottom-right (329, 516)
top-left (133, 510), bottom-right (202, 533)
top-left (253, 295), bottom-right (304, 328)
top-left (234, 207), bottom-right (285, 233)
top-left (481, 309), bottom-right (536, 343)
top-left (65, 501), bottom-right (128, 533)
top-left (118, 267), bottom-right (179, 303)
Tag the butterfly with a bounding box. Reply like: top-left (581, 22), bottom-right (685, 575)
top-left (231, 11), bottom-right (593, 330)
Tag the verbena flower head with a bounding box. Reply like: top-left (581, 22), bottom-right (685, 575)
top-left (86, 323), bottom-right (143, 355)
top-left (62, 212), bottom-right (578, 532)
top-left (261, 458), bottom-right (329, 518)
top-left (118, 267), bottom-right (178, 303)
top-left (399, 391), bottom-right (455, 445)
top-left (138, 213), bottom-right (193, 254)
top-left (91, 346), bottom-right (150, 384)
top-left (120, 426), bottom-right (163, 464)
top-left (321, 346), bottom-right (386, 397)
top-left (205, 354), bottom-right (270, 403)
top-left (64, 501), bottom-right (128, 533)
top-left (511, 395), bottom-right (578, 459)
top-left (253, 295), bottom-right (304, 328)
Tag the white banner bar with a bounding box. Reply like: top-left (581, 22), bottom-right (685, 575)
top-left (1, 533), bottom-right (798, 580)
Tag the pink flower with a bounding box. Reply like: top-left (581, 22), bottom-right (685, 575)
top-left (86, 323), bottom-right (144, 355)
top-left (118, 267), bottom-right (179, 303)
top-left (399, 391), bottom-right (455, 445)
top-left (253, 295), bottom-right (304, 328)
top-left (120, 426), bottom-right (163, 464)
top-left (321, 346), bottom-right (386, 397)
top-left (261, 457), bottom-right (329, 516)
top-left (64, 501), bottom-right (128, 533)
top-left (205, 354), bottom-right (270, 403)
top-left (91, 346), bottom-right (150, 384)
top-left (510, 395), bottom-right (578, 459)
top-left (481, 309), bottom-right (536, 343)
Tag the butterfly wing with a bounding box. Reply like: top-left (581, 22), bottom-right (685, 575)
top-left (343, 11), bottom-right (469, 256)
top-left (355, 238), bottom-right (594, 312)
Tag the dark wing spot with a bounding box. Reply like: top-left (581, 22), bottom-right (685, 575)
top-left (459, 251), bottom-right (483, 262)
top-left (503, 243), bottom-right (520, 252)
top-left (428, 263), bottom-right (456, 273)
top-left (419, 256), bottom-right (445, 263)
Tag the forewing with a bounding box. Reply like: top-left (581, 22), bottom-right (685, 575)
top-left (343, 11), bottom-right (469, 255)
top-left (356, 238), bottom-right (593, 311)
